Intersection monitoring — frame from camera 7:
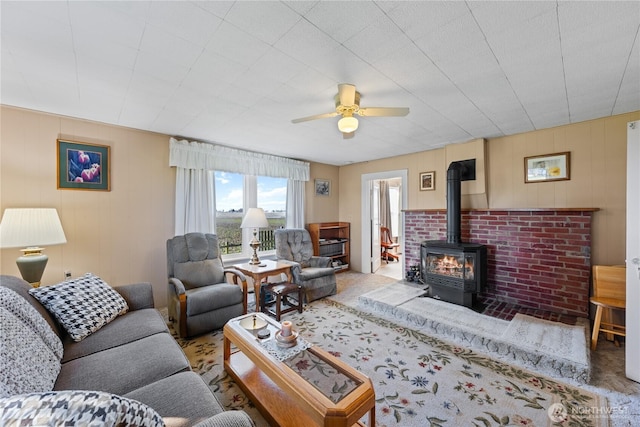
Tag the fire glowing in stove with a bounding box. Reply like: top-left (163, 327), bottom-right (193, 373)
top-left (427, 254), bottom-right (475, 280)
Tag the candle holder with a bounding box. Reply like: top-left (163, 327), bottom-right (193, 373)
top-left (275, 330), bottom-right (298, 348)
top-left (275, 321), bottom-right (298, 348)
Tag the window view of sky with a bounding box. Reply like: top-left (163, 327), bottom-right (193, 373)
top-left (214, 172), bottom-right (287, 212)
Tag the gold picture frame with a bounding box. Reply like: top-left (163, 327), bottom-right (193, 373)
top-left (419, 171), bottom-right (435, 191)
top-left (524, 152), bottom-right (570, 183)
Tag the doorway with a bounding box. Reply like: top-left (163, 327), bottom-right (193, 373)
top-left (360, 170), bottom-right (408, 278)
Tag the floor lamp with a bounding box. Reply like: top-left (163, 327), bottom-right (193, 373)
top-left (240, 208), bottom-right (269, 265)
top-left (0, 208), bottom-right (67, 287)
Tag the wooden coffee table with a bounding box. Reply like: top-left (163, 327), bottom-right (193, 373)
top-left (223, 313), bottom-right (375, 427)
top-left (233, 260), bottom-right (293, 312)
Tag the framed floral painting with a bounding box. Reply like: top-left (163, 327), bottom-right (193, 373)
top-left (57, 139), bottom-right (110, 191)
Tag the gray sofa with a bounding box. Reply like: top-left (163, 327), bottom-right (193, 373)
top-left (0, 275), bottom-right (254, 427)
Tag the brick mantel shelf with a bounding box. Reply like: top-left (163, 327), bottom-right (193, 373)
top-left (404, 208), bottom-right (599, 317)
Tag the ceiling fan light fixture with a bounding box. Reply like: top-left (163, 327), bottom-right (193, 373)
top-left (338, 116), bottom-right (358, 133)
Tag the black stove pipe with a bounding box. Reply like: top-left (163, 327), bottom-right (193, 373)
top-left (446, 162), bottom-right (464, 244)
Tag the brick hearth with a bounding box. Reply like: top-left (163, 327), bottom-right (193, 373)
top-left (404, 209), bottom-right (597, 318)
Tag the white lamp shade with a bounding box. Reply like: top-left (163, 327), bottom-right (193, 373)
top-left (240, 208), bottom-right (269, 229)
top-left (0, 208), bottom-right (67, 249)
top-left (338, 116), bottom-right (359, 133)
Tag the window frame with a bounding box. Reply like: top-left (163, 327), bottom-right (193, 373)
top-left (214, 172), bottom-right (285, 263)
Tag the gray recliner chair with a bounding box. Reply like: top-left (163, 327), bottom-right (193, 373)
top-left (167, 233), bottom-right (248, 338)
top-left (274, 229), bottom-right (337, 303)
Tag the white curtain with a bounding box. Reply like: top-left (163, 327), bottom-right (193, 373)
top-left (170, 137), bottom-right (309, 180)
top-left (242, 175), bottom-right (258, 245)
top-left (379, 181), bottom-right (392, 235)
top-left (170, 137), bottom-right (310, 235)
top-left (174, 168), bottom-right (215, 235)
top-left (286, 180), bottom-right (305, 228)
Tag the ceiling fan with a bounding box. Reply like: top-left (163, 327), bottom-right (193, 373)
top-left (291, 83), bottom-right (410, 138)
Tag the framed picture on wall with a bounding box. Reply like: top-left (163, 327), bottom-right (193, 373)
top-left (419, 171), bottom-right (435, 191)
top-left (315, 179), bottom-right (330, 196)
top-left (524, 151), bottom-right (570, 183)
top-left (57, 139), bottom-right (111, 191)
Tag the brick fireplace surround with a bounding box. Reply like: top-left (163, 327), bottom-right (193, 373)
top-left (404, 209), bottom-right (597, 318)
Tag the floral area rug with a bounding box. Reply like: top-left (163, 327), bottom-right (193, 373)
top-left (173, 298), bottom-right (607, 427)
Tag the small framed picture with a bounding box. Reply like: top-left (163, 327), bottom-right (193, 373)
top-left (57, 139), bottom-right (111, 191)
top-left (524, 152), bottom-right (570, 183)
top-left (419, 171), bottom-right (435, 191)
top-left (315, 179), bottom-right (330, 196)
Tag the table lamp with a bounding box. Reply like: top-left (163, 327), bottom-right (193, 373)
top-left (0, 208), bottom-right (67, 287)
top-left (240, 208), bottom-right (269, 265)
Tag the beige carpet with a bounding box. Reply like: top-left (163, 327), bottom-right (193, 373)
top-left (177, 296), bottom-right (608, 427)
top-left (167, 271), bottom-right (638, 426)
top-left (331, 272), bottom-right (639, 426)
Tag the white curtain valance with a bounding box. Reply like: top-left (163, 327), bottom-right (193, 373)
top-left (169, 137), bottom-right (310, 181)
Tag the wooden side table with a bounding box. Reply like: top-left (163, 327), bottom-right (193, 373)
top-left (232, 260), bottom-right (293, 312)
top-left (260, 282), bottom-right (303, 321)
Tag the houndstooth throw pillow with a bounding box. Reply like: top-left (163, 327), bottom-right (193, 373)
top-left (29, 273), bottom-right (128, 342)
top-left (0, 390), bottom-right (165, 427)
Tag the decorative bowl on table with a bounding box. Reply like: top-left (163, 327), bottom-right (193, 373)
top-left (239, 315), bottom-right (267, 332)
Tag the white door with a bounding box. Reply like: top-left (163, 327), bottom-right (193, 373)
top-left (371, 180), bottom-right (381, 273)
top-left (626, 120), bottom-right (640, 382)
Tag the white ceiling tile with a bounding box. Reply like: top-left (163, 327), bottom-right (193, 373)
top-left (204, 21), bottom-right (271, 66)
top-left (468, 1), bottom-right (557, 36)
top-left (96, 1), bottom-right (152, 22)
top-left (133, 51), bottom-right (191, 86)
top-left (180, 52), bottom-right (245, 95)
top-left (343, 17), bottom-right (411, 64)
top-left (138, 25), bottom-right (204, 66)
top-left (304, 1), bottom-right (383, 43)
top-left (10, 49), bottom-right (77, 86)
top-left (192, 1), bottom-right (235, 19)
top-left (147, 1), bottom-right (222, 46)
top-left (165, 87), bottom-right (213, 118)
top-left (274, 19), bottom-right (341, 70)
top-left (152, 108), bottom-right (195, 135)
top-left (1, 1), bottom-right (70, 27)
top-left (371, 43), bottom-right (432, 78)
top-left (118, 99), bottom-right (161, 130)
top-left (73, 38), bottom-right (139, 71)
top-left (76, 58), bottom-right (131, 100)
top-left (385, 1), bottom-right (469, 41)
top-left (247, 48), bottom-right (307, 84)
top-left (69, 2), bottom-right (147, 50)
top-left (281, 69), bottom-right (337, 98)
top-left (224, 1), bottom-right (301, 45)
top-left (125, 72), bottom-right (175, 107)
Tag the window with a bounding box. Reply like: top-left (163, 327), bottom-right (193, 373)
top-left (214, 172), bottom-right (287, 259)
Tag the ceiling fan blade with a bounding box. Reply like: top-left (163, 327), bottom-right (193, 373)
top-left (342, 131), bottom-right (355, 139)
top-left (291, 111), bottom-right (338, 124)
top-left (338, 83), bottom-right (356, 106)
top-left (357, 107), bottom-right (410, 117)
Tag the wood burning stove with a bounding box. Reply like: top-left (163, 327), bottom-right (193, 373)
top-left (420, 160), bottom-right (487, 308)
top-left (420, 242), bottom-right (487, 307)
